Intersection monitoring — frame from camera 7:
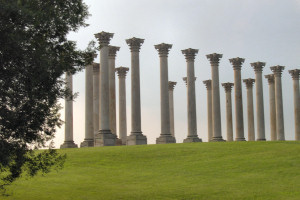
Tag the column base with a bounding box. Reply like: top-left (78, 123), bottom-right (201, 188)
top-left (94, 130), bottom-right (117, 146)
top-left (156, 135), bottom-right (176, 144)
top-left (116, 138), bottom-right (123, 146)
top-left (60, 141), bottom-right (78, 149)
top-left (183, 136), bottom-right (202, 143)
top-left (212, 136), bottom-right (226, 142)
top-left (235, 137), bottom-right (246, 141)
top-left (256, 138), bottom-right (266, 141)
top-left (80, 139), bottom-right (94, 147)
top-left (127, 132), bottom-right (147, 145)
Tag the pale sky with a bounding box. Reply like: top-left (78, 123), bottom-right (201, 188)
top-left (53, 0), bottom-right (300, 147)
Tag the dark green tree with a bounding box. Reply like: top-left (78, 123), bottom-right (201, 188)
top-left (0, 0), bottom-right (95, 192)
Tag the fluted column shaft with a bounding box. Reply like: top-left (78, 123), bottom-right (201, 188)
top-left (108, 46), bottom-right (120, 136)
top-left (251, 62), bottom-right (266, 141)
top-left (243, 79), bottom-right (255, 141)
top-left (207, 53), bottom-right (224, 141)
top-left (265, 75), bottom-right (276, 141)
top-left (93, 63), bottom-right (100, 136)
top-left (222, 83), bottom-right (234, 141)
top-left (289, 69), bottom-right (300, 140)
top-left (169, 82), bottom-right (177, 137)
top-left (271, 66), bottom-right (285, 141)
top-left (116, 67), bottom-right (129, 145)
top-left (203, 80), bottom-right (212, 141)
top-left (230, 58), bottom-right (245, 141)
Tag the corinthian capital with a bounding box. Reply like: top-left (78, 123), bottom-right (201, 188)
top-left (154, 43), bottom-right (172, 57)
top-left (183, 77), bottom-right (197, 85)
top-left (229, 57), bottom-right (245, 70)
top-left (126, 37), bottom-right (144, 52)
top-left (93, 63), bottom-right (100, 73)
top-left (203, 80), bottom-right (212, 90)
top-left (168, 81), bottom-right (177, 91)
top-left (206, 53), bottom-right (223, 65)
top-left (270, 65), bottom-right (285, 77)
top-left (243, 78), bottom-right (255, 89)
top-left (181, 48), bottom-right (199, 62)
top-left (250, 62), bottom-right (265, 72)
top-left (222, 82), bottom-right (234, 92)
top-left (264, 74), bottom-right (275, 84)
top-left (108, 46), bottom-right (120, 58)
top-left (115, 66), bottom-right (129, 78)
top-left (289, 69), bottom-right (300, 80)
top-left (94, 31), bottom-right (114, 47)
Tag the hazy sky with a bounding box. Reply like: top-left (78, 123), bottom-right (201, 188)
top-left (54, 0), bottom-right (300, 147)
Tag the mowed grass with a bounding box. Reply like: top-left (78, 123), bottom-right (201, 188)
top-left (3, 141), bottom-right (300, 200)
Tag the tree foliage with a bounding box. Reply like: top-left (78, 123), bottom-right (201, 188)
top-left (0, 0), bottom-right (94, 192)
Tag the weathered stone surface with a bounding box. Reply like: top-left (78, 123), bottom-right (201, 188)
top-left (95, 130), bottom-right (117, 146)
top-left (60, 141), bottom-right (78, 148)
top-left (126, 134), bottom-right (147, 145)
top-left (156, 135), bottom-right (176, 144)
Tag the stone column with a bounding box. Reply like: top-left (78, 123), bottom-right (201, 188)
top-left (207, 53), bottom-right (225, 141)
top-left (265, 74), bottom-right (276, 141)
top-left (94, 31), bottom-right (116, 146)
top-left (126, 37), bottom-right (147, 145)
top-left (271, 66), bottom-right (285, 141)
top-left (155, 43), bottom-right (176, 144)
top-left (93, 63), bottom-right (100, 138)
top-left (243, 78), bottom-right (256, 141)
top-left (183, 77), bottom-right (197, 86)
top-left (169, 81), bottom-right (177, 138)
top-left (222, 82), bottom-right (234, 142)
top-left (116, 67), bottom-right (129, 145)
top-left (289, 69), bottom-right (300, 140)
top-left (182, 48), bottom-right (202, 142)
top-left (203, 80), bottom-right (213, 142)
top-left (229, 57), bottom-right (245, 141)
top-left (80, 64), bottom-right (94, 147)
top-left (60, 72), bottom-right (78, 148)
top-left (250, 62), bottom-right (266, 141)
top-left (108, 46), bottom-right (120, 138)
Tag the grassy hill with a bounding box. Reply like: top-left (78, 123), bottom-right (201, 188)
top-left (3, 141), bottom-right (300, 200)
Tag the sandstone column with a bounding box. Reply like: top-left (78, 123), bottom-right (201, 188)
top-left (222, 82), bottom-right (234, 142)
top-left (60, 72), bottom-right (78, 148)
top-left (243, 78), bottom-right (256, 141)
top-left (155, 43), bottom-right (176, 144)
top-left (250, 62), bottom-right (266, 141)
top-left (80, 64), bottom-right (94, 147)
top-left (169, 81), bottom-right (177, 138)
top-left (182, 48), bottom-right (202, 142)
top-left (126, 37), bottom-right (147, 145)
top-left (116, 67), bottom-right (129, 145)
top-left (289, 69), bottom-right (300, 140)
top-left (94, 31), bottom-right (116, 146)
top-left (229, 57), bottom-right (245, 141)
top-left (207, 53), bottom-right (225, 141)
top-left (265, 74), bottom-right (276, 141)
top-left (93, 63), bottom-right (100, 138)
top-left (203, 80), bottom-right (213, 142)
top-left (108, 46), bottom-right (120, 138)
top-left (271, 66), bottom-right (285, 141)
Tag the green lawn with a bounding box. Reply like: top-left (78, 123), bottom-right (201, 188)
top-left (3, 141), bottom-right (300, 200)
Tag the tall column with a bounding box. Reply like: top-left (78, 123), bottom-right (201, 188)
top-left (169, 81), bottom-right (177, 138)
top-left (93, 63), bottom-right (100, 138)
top-left (271, 66), bottom-right (285, 141)
top-left (222, 82), bottom-right (234, 142)
top-left (265, 74), bottom-right (276, 141)
top-left (155, 43), bottom-right (176, 144)
top-left (108, 46), bottom-right (120, 138)
top-left (183, 77), bottom-right (196, 85)
top-left (243, 78), bottom-right (256, 141)
top-left (229, 57), bottom-right (245, 141)
top-left (207, 53), bottom-right (225, 141)
top-left (250, 62), bottom-right (266, 141)
top-left (182, 48), bottom-right (202, 142)
top-left (60, 73), bottom-right (78, 148)
top-left (289, 69), bottom-right (300, 140)
top-left (116, 67), bottom-right (129, 145)
top-left (126, 37), bottom-right (147, 145)
top-left (94, 31), bottom-right (116, 146)
top-left (80, 64), bottom-right (94, 147)
top-left (203, 80), bottom-right (213, 142)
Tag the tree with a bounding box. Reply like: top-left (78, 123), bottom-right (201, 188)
top-left (0, 0), bottom-right (94, 192)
